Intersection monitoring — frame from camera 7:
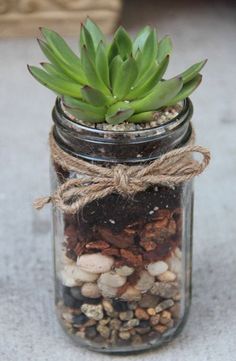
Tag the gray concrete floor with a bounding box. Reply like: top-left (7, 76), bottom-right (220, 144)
top-left (0, 1), bottom-right (236, 360)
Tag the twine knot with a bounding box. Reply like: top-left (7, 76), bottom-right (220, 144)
top-left (33, 128), bottom-right (211, 214)
top-left (113, 165), bottom-right (131, 194)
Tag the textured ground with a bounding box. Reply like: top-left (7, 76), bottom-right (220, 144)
top-left (0, 0), bottom-right (236, 360)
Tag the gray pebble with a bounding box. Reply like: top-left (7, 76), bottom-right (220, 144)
top-left (119, 311), bottom-right (134, 321)
top-left (155, 299), bottom-right (175, 313)
top-left (150, 282), bottom-right (179, 299)
top-left (138, 294), bottom-right (160, 308)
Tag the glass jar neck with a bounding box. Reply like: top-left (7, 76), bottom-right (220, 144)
top-left (52, 98), bottom-right (193, 164)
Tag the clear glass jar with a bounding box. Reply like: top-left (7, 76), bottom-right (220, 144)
top-left (52, 97), bottom-right (194, 353)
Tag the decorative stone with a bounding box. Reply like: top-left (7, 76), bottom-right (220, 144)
top-left (158, 271), bottom-right (176, 282)
top-left (174, 247), bottom-right (182, 259)
top-left (150, 314), bottom-right (160, 326)
top-left (138, 294), bottom-right (159, 308)
top-left (81, 304), bottom-right (104, 321)
top-left (155, 299), bottom-right (175, 313)
top-left (97, 324), bottom-right (110, 339)
top-left (102, 300), bottom-right (114, 315)
top-left (115, 265), bottom-right (134, 277)
top-left (119, 311), bottom-right (134, 321)
top-left (72, 314), bottom-right (88, 325)
top-left (97, 280), bottom-right (118, 298)
top-left (120, 319), bottom-right (140, 331)
top-left (147, 261), bottom-right (168, 276)
top-left (70, 287), bottom-right (83, 300)
top-left (99, 318), bottom-right (110, 326)
top-left (119, 331), bottom-right (131, 340)
top-left (135, 307), bottom-right (149, 320)
top-left (136, 327), bottom-right (151, 335)
top-left (81, 283), bottom-right (101, 299)
top-left (150, 282), bottom-right (179, 299)
top-left (112, 299), bottom-right (129, 312)
top-left (110, 319), bottom-right (122, 330)
top-left (120, 286), bottom-right (142, 302)
top-left (135, 271), bottom-right (155, 292)
top-left (77, 253), bottom-right (114, 274)
top-left (170, 303), bottom-right (181, 318)
top-left (166, 255), bottom-right (181, 276)
top-left (160, 310), bottom-right (172, 325)
top-left (85, 326), bottom-right (97, 340)
top-left (98, 271), bottom-right (127, 288)
top-left (154, 324), bottom-right (168, 334)
top-left (132, 335), bottom-right (142, 345)
top-left (147, 308), bottom-right (156, 316)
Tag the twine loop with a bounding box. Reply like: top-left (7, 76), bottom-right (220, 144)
top-left (33, 129), bottom-right (211, 214)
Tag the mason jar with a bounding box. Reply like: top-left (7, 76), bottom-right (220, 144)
top-left (51, 97), bottom-right (194, 353)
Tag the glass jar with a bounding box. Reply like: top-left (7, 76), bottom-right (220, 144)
top-left (52, 97), bottom-right (194, 353)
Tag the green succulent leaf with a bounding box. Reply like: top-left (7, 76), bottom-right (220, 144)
top-left (81, 85), bottom-right (109, 106)
top-left (112, 56), bottom-right (138, 99)
top-left (108, 40), bottom-right (119, 64)
top-left (133, 26), bottom-right (152, 55)
top-left (105, 102), bottom-right (134, 124)
top-left (81, 45), bottom-right (110, 95)
top-left (96, 41), bottom-right (110, 88)
top-left (84, 17), bottom-right (106, 48)
top-left (127, 55), bottom-right (169, 100)
top-left (131, 77), bottom-right (183, 112)
top-left (80, 24), bottom-right (96, 61)
top-left (38, 39), bottom-right (86, 84)
top-left (41, 62), bottom-right (71, 81)
top-left (137, 30), bottom-right (158, 76)
top-left (178, 59), bottom-right (207, 83)
top-left (110, 55), bottom-right (123, 91)
top-left (157, 35), bottom-right (173, 64)
top-left (128, 111), bottom-right (154, 123)
top-left (114, 26), bottom-right (133, 60)
top-left (165, 74), bottom-right (202, 106)
top-left (40, 27), bottom-right (81, 69)
top-left (28, 65), bottom-right (82, 98)
top-left (63, 96), bottom-right (106, 122)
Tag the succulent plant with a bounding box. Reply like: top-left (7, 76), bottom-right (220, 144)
top-left (28, 19), bottom-right (206, 125)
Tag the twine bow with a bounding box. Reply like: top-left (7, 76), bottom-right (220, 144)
top-left (33, 130), bottom-right (211, 214)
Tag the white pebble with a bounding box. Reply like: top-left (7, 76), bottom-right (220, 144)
top-left (81, 283), bottom-right (101, 298)
top-left (115, 266), bottom-right (134, 277)
top-left (61, 264), bottom-right (95, 286)
top-left (158, 271), bottom-right (176, 282)
top-left (99, 271), bottom-right (127, 288)
top-left (135, 270), bottom-right (155, 291)
top-left (166, 255), bottom-right (182, 277)
top-left (147, 261), bottom-right (168, 276)
top-left (77, 253), bottom-right (114, 274)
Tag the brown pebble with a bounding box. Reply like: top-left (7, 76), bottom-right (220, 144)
top-left (119, 331), bottom-right (131, 340)
top-left (136, 327), bottom-right (151, 335)
top-left (160, 311), bottom-right (172, 325)
top-left (132, 335), bottom-right (142, 345)
top-left (154, 324), bottom-right (168, 334)
top-left (166, 319), bottom-right (174, 328)
top-left (170, 303), bottom-right (181, 318)
top-left (84, 319), bottom-right (97, 327)
top-left (150, 314), bottom-right (160, 326)
top-left (138, 294), bottom-right (160, 308)
top-left (147, 308), bottom-right (156, 316)
top-left (135, 307), bottom-right (149, 320)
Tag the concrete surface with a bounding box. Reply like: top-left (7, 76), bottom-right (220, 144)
top-left (0, 1), bottom-right (236, 360)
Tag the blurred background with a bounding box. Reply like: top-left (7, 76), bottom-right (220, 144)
top-left (0, 1), bottom-right (236, 360)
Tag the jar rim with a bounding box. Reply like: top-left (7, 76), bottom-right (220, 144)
top-left (54, 97), bottom-right (193, 140)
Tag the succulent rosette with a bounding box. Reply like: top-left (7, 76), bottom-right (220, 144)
top-left (28, 19), bottom-right (206, 125)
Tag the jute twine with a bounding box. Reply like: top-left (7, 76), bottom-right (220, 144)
top-left (33, 129), bottom-right (211, 214)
